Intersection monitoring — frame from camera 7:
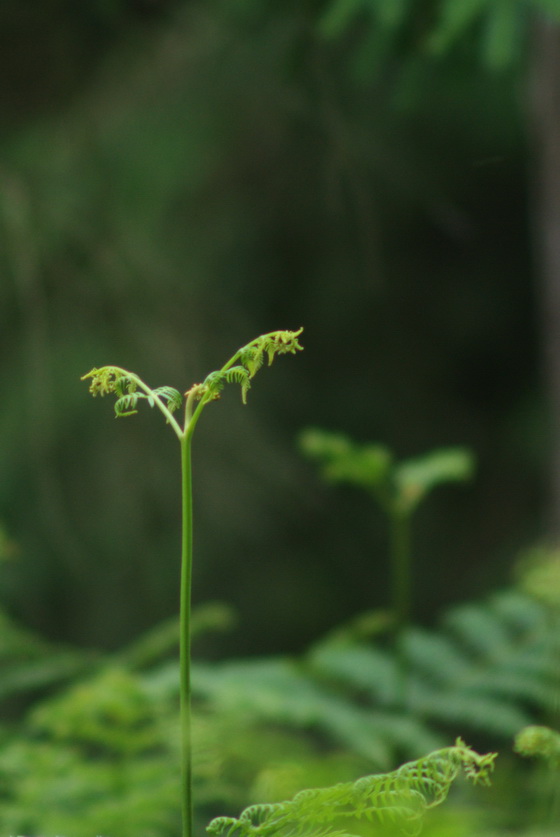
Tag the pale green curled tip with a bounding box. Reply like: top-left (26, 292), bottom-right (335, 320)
top-left (185, 328), bottom-right (304, 412)
top-left (80, 366), bottom-right (123, 397)
top-left (514, 725), bottom-right (560, 768)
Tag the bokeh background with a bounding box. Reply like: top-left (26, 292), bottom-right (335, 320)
top-left (0, 0), bottom-right (557, 660)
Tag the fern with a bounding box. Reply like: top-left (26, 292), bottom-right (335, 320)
top-left (207, 739), bottom-right (496, 837)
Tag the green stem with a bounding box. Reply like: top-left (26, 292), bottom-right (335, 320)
top-left (389, 507), bottom-right (412, 700)
top-left (390, 508), bottom-right (411, 634)
top-left (180, 433), bottom-right (193, 837)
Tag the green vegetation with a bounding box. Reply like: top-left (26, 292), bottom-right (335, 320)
top-left (3, 2), bottom-right (560, 835)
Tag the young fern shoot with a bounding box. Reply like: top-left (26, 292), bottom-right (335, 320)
top-left (81, 328), bottom-right (304, 837)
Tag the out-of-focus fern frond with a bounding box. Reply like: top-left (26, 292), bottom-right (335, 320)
top-left (310, 589), bottom-right (557, 742)
top-left (394, 448), bottom-right (474, 513)
top-left (0, 608), bottom-right (96, 702)
top-left (192, 657), bottom-right (441, 767)
top-left (515, 725), bottom-right (560, 769)
top-left (190, 586), bottom-right (559, 776)
top-left (299, 428), bottom-right (473, 514)
top-left (117, 603), bottom-right (236, 670)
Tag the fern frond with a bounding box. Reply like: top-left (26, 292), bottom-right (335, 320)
top-left (113, 375), bottom-right (138, 397)
top-left (192, 657), bottom-right (441, 766)
top-left (238, 329), bottom-right (304, 374)
top-left (394, 448), bottom-right (474, 512)
top-left (308, 586), bottom-right (559, 744)
top-left (262, 328), bottom-right (304, 365)
top-left (300, 429), bottom-right (473, 517)
top-left (82, 367), bottom-right (184, 433)
top-left (113, 386), bottom-right (182, 419)
top-left (207, 740), bottom-right (496, 837)
top-left (299, 429), bottom-right (392, 493)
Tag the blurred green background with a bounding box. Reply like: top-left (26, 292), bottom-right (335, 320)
top-left (0, 0), bottom-right (553, 659)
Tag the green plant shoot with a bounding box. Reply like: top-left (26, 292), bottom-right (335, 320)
top-left (81, 328), bottom-right (304, 837)
top-left (299, 429), bottom-right (474, 692)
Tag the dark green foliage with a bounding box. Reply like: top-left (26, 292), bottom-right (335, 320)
top-left (0, 584), bottom-right (554, 835)
top-left (317, 0), bottom-right (560, 70)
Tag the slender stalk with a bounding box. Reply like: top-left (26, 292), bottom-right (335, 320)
top-left (180, 432), bottom-right (193, 837)
top-left (389, 506), bottom-right (412, 702)
top-left (390, 507), bottom-right (411, 636)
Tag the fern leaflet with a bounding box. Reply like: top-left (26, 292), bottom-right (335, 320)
top-left (113, 386), bottom-right (183, 419)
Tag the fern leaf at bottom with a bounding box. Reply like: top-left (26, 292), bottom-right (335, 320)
top-left (207, 739), bottom-right (496, 837)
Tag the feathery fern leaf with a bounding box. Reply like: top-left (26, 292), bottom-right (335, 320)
top-left (114, 392), bottom-right (141, 416)
top-left (207, 739), bottom-right (496, 837)
top-left (150, 386), bottom-right (183, 413)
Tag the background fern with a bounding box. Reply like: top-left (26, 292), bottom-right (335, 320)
top-left (190, 586), bottom-right (559, 769)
